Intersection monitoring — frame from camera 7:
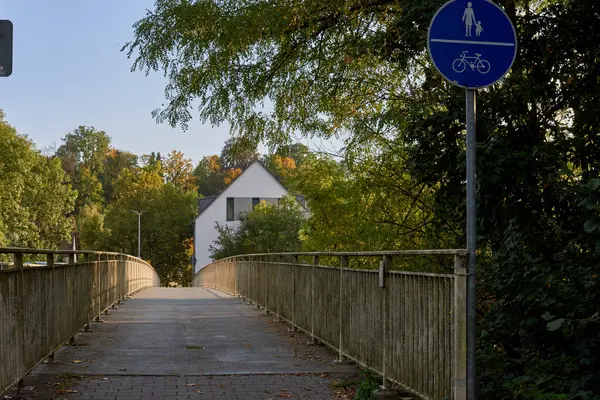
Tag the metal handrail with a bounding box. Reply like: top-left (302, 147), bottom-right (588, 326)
top-left (210, 249), bottom-right (467, 260)
top-left (0, 247), bottom-right (155, 271)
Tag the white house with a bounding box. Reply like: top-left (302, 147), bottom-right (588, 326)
top-left (193, 160), bottom-right (307, 273)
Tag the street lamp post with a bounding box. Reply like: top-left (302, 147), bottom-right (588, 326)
top-left (129, 210), bottom-right (143, 258)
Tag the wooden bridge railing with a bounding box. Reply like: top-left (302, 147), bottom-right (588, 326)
top-left (0, 248), bottom-right (160, 394)
top-left (193, 250), bottom-right (468, 400)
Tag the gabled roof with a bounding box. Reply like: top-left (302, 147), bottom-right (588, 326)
top-left (196, 159), bottom-right (303, 218)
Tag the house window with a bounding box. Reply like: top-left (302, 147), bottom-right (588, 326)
top-left (252, 197), bottom-right (260, 209)
top-left (226, 198), bottom-right (234, 221)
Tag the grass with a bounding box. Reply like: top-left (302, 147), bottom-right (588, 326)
top-left (330, 371), bottom-right (381, 400)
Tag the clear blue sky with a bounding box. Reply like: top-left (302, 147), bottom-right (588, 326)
top-left (1, 1), bottom-right (341, 164)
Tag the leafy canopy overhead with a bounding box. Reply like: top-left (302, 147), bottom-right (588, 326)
top-left (124, 0), bottom-right (418, 145)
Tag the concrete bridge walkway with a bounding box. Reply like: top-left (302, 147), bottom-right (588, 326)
top-left (10, 288), bottom-right (358, 400)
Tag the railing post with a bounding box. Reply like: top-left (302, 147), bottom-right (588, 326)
top-left (380, 255), bottom-right (391, 389)
top-left (94, 253), bottom-right (102, 322)
top-left (291, 255), bottom-right (297, 332)
top-left (111, 255), bottom-right (119, 309)
top-left (255, 257), bottom-right (260, 310)
top-left (338, 255), bottom-right (348, 363)
top-left (15, 252), bottom-right (26, 372)
top-left (454, 255), bottom-right (468, 400)
top-left (311, 255), bottom-right (319, 344)
top-left (45, 253), bottom-right (56, 362)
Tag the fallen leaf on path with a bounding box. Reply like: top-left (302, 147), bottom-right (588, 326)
top-left (278, 392), bottom-right (293, 398)
top-left (72, 360), bottom-right (83, 364)
top-left (185, 383), bottom-right (198, 387)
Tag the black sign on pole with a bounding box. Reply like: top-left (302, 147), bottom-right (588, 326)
top-left (0, 20), bottom-right (13, 77)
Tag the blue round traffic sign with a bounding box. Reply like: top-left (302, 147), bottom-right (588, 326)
top-left (427, 0), bottom-right (517, 88)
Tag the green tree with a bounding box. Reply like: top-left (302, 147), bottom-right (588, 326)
top-left (274, 143), bottom-right (311, 168)
top-left (78, 203), bottom-right (105, 250)
top-left (140, 151), bottom-right (163, 171)
top-left (220, 137), bottom-right (259, 170)
top-left (210, 196), bottom-right (305, 259)
top-left (262, 154), bottom-right (296, 183)
top-left (163, 150), bottom-right (197, 192)
top-left (101, 149), bottom-right (138, 203)
top-left (102, 166), bottom-right (197, 286)
top-left (57, 126), bottom-right (111, 212)
top-left (292, 154), bottom-right (436, 254)
top-left (124, 0), bottom-right (411, 145)
top-left (193, 155), bottom-right (226, 196)
top-left (0, 111), bottom-right (76, 248)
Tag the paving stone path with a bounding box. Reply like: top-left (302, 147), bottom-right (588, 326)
top-left (9, 288), bottom-right (358, 400)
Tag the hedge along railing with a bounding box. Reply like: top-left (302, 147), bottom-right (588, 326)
top-left (0, 247), bottom-right (160, 395)
top-left (193, 250), bottom-right (468, 400)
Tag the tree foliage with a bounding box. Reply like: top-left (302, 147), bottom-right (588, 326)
top-left (0, 111), bottom-right (76, 248)
top-left (293, 153), bottom-right (439, 255)
top-left (57, 126), bottom-right (111, 212)
top-left (102, 165), bottom-right (198, 286)
top-left (163, 150), bottom-right (198, 192)
top-left (210, 196), bottom-right (305, 259)
top-left (102, 149), bottom-right (138, 203)
top-left (220, 137), bottom-right (259, 170)
top-left (194, 155), bottom-right (227, 196)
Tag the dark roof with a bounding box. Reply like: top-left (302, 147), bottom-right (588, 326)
top-left (198, 196), bottom-right (217, 213)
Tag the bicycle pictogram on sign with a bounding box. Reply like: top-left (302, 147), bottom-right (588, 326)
top-left (452, 51), bottom-right (490, 74)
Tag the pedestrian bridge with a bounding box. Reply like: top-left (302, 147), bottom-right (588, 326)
top-left (1, 248), bottom-right (467, 400)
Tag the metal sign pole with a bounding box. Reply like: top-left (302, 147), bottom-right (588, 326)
top-left (426, 1), bottom-right (517, 398)
top-left (465, 88), bottom-right (477, 400)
